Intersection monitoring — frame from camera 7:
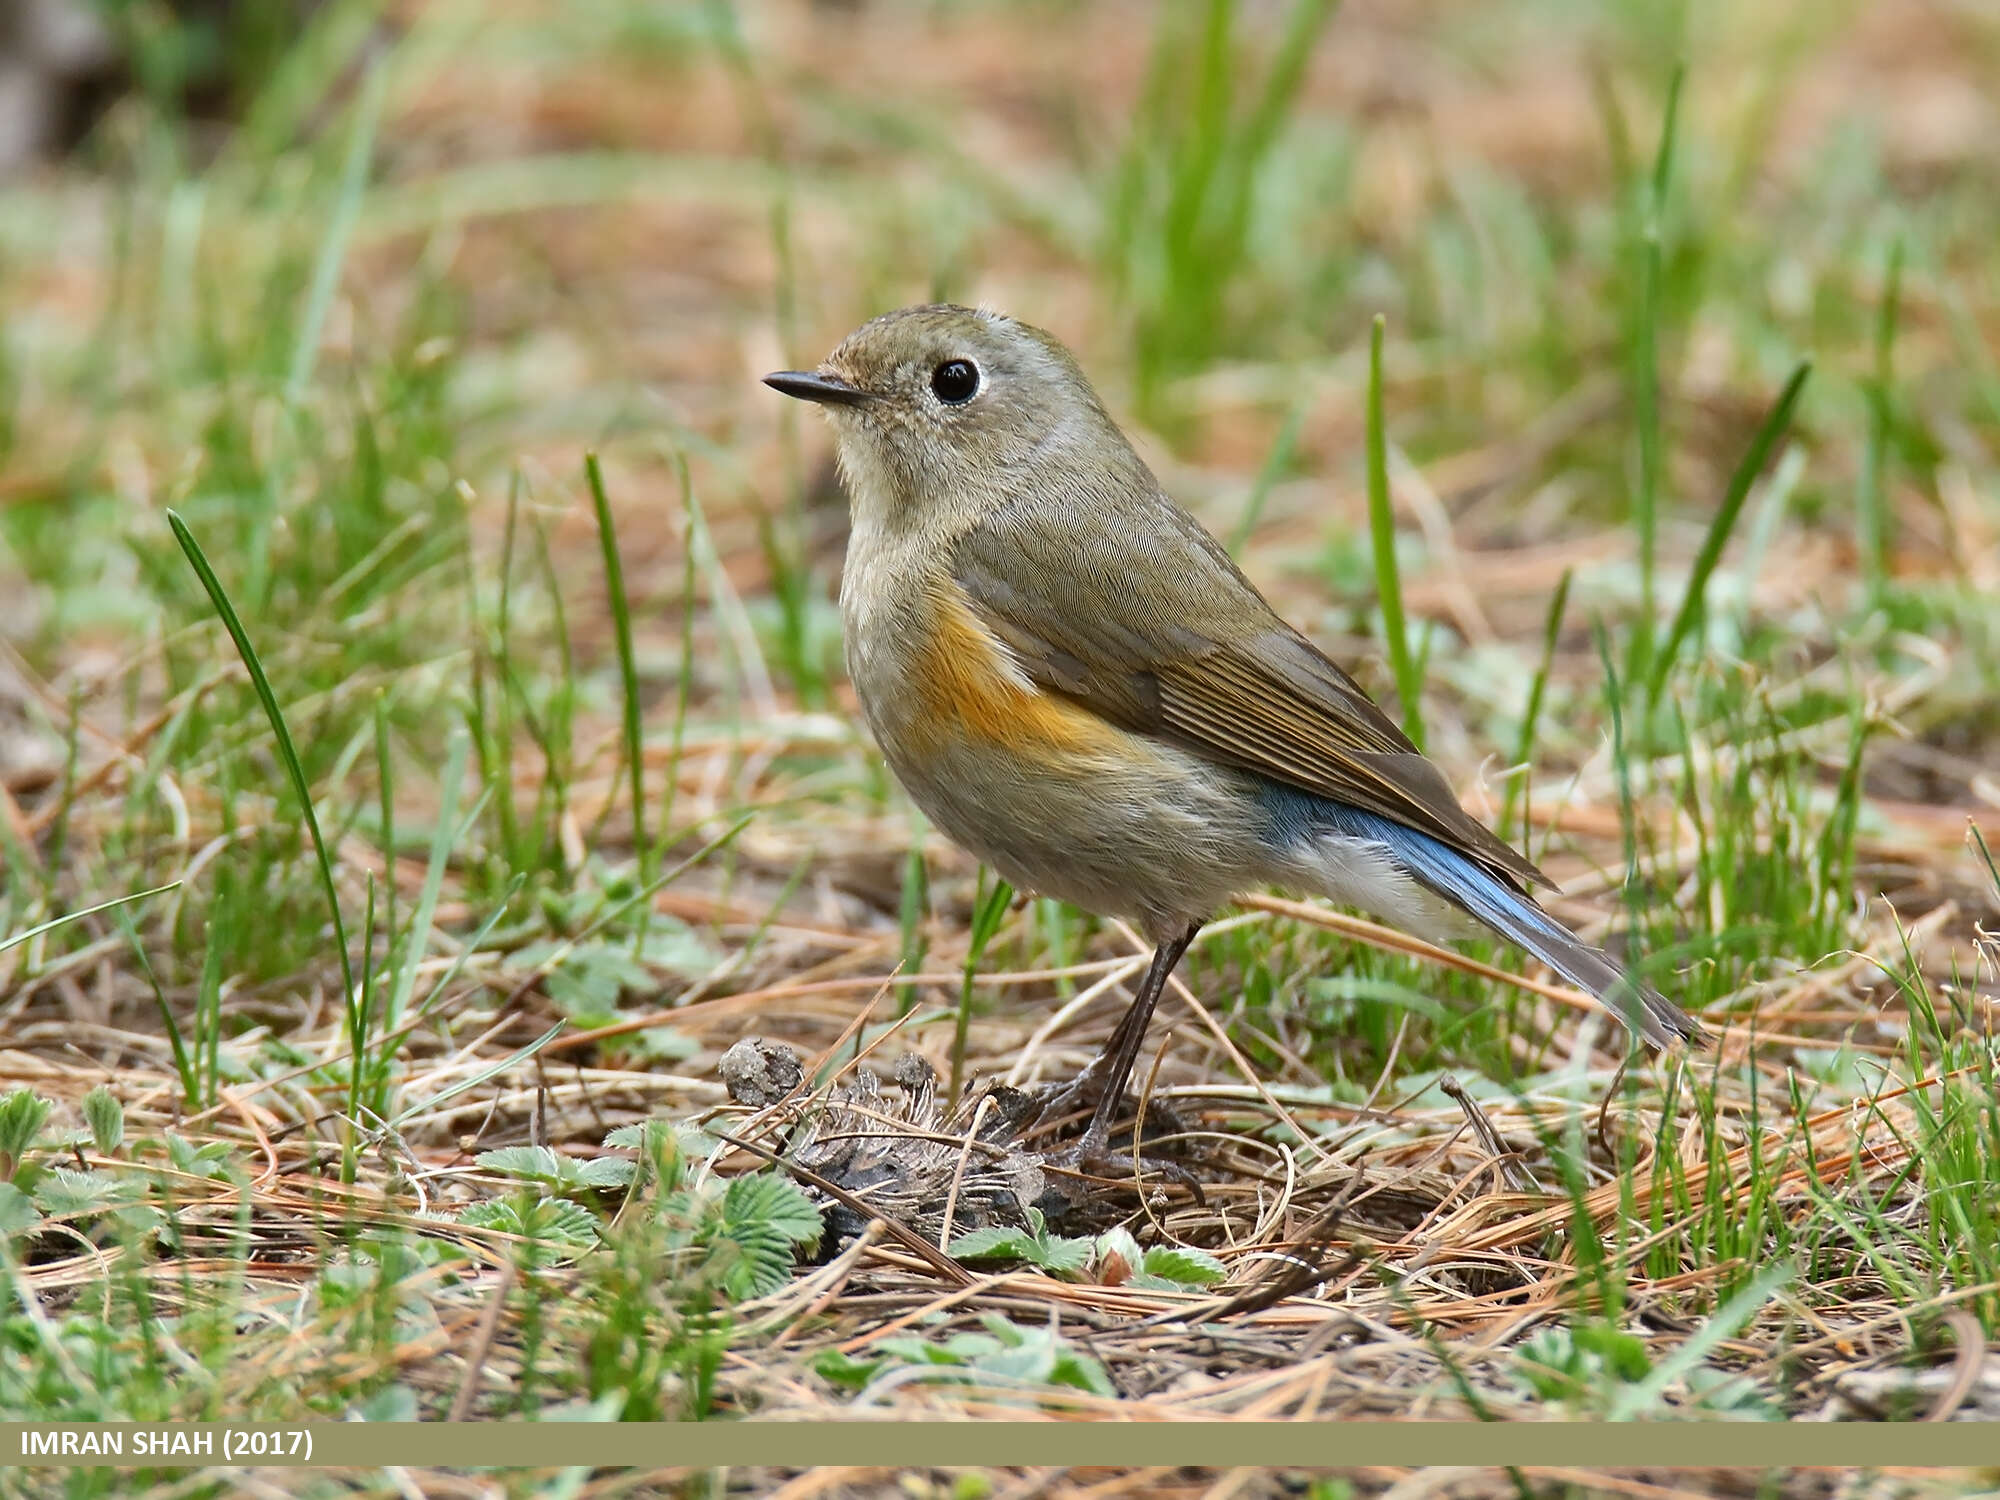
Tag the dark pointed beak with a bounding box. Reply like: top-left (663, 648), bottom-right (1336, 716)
top-left (762, 370), bottom-right (870, 407)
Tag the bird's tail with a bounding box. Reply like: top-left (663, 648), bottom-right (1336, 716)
top-left (1317, 803), bottom-right (1704, 1051)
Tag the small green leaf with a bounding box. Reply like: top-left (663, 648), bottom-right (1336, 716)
top-left (353, 1385), bottom-right (419, 1422)
top-left (813, 1349), bottom-right (884, 1390)
top-left (163, 1134), bottom-right (238, 1181)
top-left (721, 1173), bottom-right (824, 1247)
top-left (33, 1168), bottom-right (140, 1217)
top-left (479, 1145), bottom-right (634, 1196)
top-left (1028, 1233), bottom-right (1092, 1277)
top-left (458, 1195), bottom-right (599, 1266)
top-left (974, 1330), bottom-right (1058, 1385)
top-left (81, 1087), bottom-right (123, 1155)
top-left (631, 1027), bottom-right (698, 1061)
top-left (0, 1182), bottom-right (42, 1237)
top-left (0, 1090), bottom-right (53, 1175)
top-left (1048, 1347), bottom-right (1116, 1397)
top-left (1140, 1244), bottom-right (1227, 1287)
top-left (949, 1226), bottom-right (1039, 1261)
top-left (576, 1157), bottom-right (637, 1189)
top-left (476, 1146), bottom-right (567, 1182)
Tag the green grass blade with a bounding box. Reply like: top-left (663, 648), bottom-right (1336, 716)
top-left (1228, 390), bottom-right (1308, 556)
top-left (1236, 0), bottom-right (1343, 171)
top-left (585, 453), bottom-right (652, 919)
top-left (665, 450), bottom-right (699, 843)
top-left (1970, 823), bottom-right (1999, 895)
top-left (404, 868), bottom-right (524, 1034)
top-left (951, 869), bottom-right (1015, 1109)
top-left (1647, 360), bottom-right (1812, 708)
top-left (355, 874), bottom-right (378, 1107)
top-left (1860, 236), bottom-right (1904, 609)
top-left (195, 902), bottom-right (227, 1110)
top-left (1606, 1262), bottom-right (1792, 1419)
top-left (1499, 568), bottom-right (1571, 844)
top-left (372, 694), bottom-right (397, 948)
top-left (166, 510), bottom-right (361, 1139)
top-left (383, 724), bottom-right (469, 1037)
top-left (114, 903), bottom-right (198, 1109)
top-left (387, 1021), bottom-right (566, 1129)
top-left (1365, 315), bottom-right (1422, 748)
top-left (1625, 61), bottom-right (1685, 694)
top-left (0, 882), bottom-right (181, 956)
top-left (286, 59), bottom-right (387, 403)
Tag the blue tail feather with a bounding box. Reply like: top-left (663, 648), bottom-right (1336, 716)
top-left (1257, 784), bottom-right (1700, 1048)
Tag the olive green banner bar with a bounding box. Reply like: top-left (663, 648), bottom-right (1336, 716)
top-left (2, 1423), bottom-right (1998, 1469)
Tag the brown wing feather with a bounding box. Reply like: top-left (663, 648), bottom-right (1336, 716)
top-left (952, 498), bottom-right (1553, 894)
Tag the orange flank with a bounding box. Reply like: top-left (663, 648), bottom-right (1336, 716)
top-left (912, 584), bottom-right (1130, 762)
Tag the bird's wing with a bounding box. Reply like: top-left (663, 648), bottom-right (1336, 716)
top-left (951, 495), bottom-right (1553, 893)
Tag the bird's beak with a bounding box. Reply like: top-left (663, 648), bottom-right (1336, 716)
top-left (762, 370), bottom-right (871, 407)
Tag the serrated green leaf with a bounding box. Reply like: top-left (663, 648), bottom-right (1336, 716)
top-left (0, 1182), bottom-right (41, 1236)
top-left (973, 1333), bottom-right (1058, 1385)
top-left (33, 1168), bottom-right (140, 1217)
top-left (81, 1087), bottom-right (123, 1155)
top-left (575, 1157), bottom-right (636, 1189)
top-left (477, 1146), bottom-right (567, 1182)
top-left (875, 1335), bottom-right (952, 1365)
top-left (977, 1313), bottom-right (1025, 1345)
top-left (162, 1134), bottom-right (237, 1181)
top-left (1048, 1348), bottom-right (1116, 1396)
top-left (1029, 1234), bottom-right (1092, 1277)
top-left (949, 1226), bottom-right (1038, 1261)
top-left (457, 1200), bottom-right (521, 1233)
top-left (813, 1349), bottom-right (884, 1390)
top-left (459, 1195), bottom-right (599, 1267)
top-left (1140, 1244), bottom-right (1227, 1286)
top-left (721, 1173), bottom-right (823, 1246)
top-left (715, 1222), bottom-right (797, 1298)
top-left (974, 1316), bottom-right (1112, 1394)
top-left (0, 1090), bottom-right (53, 1169)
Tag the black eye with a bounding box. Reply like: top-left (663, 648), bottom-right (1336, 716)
top-left (930, 359), bottom-right (979, 405)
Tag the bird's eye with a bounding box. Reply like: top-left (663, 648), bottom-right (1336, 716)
top-left (930, 359), bottom-right (980, 405)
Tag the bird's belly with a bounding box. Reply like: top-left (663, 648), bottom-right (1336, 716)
top-left (844, 584), bottom-right (1266, 936)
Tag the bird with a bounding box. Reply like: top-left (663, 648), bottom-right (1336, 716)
top-left (764, 304), bottom-right (1703, 1179)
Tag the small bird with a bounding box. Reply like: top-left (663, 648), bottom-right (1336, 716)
top-left (766, 305), bottom-right (1702, 1176)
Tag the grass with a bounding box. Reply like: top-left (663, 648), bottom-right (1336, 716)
top-left (2, 0), bottom-right (1999, 1489)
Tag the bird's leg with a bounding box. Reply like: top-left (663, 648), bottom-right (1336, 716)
top-left (1028, 950), bottom-right (1163, 1130)
top-left (1031, 924), bottom-right (1204, 1206)
top-left (1076, 922), bottom-right (1199, 1152)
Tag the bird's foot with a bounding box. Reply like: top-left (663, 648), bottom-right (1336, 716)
top-left (1025, 1073), bottom-right (1193, 1146)
top-left (1044, 1127), bottom-right (1206, 1206)
top-left (1023, 1072), bottom-right (1102, 1138)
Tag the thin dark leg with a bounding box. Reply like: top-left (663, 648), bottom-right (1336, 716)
top-left (1077, 922), bottom-right (1201, 1151)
